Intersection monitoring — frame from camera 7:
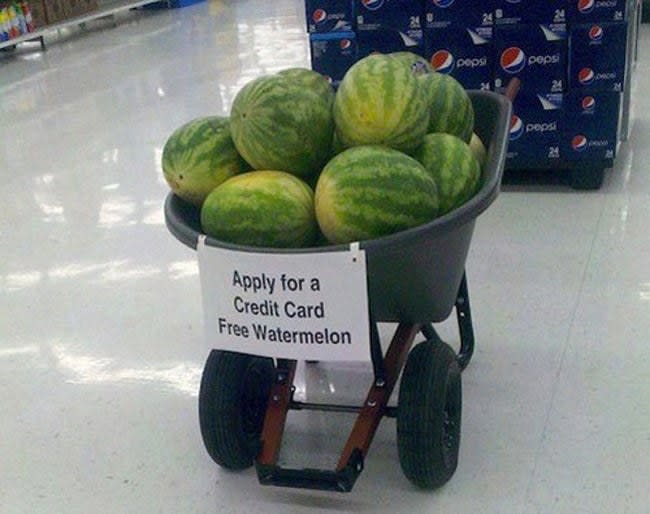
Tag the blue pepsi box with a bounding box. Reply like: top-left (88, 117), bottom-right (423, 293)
top-left (569, 22), bottom-right (627, 92)
top-left (305, 0), bottom-right (355, 33)
top-left (563, 90), bottom-right (620, 160)
top-left (357, 28), bottom-right (425, 59)
top-left (424, 0), bottom-right (496, 29)
top-left (355, 0), bottom-right (424, 42)
top-left (567, 0), bottom-right (627, 23)
top-left (494, 23), bottom-right (567, 93)
top-left (506, 92), bottom-right (564, 165)
top-left (424, 26), bottom-right (493, 90)
top-left (309, 32), bottom-right (358, 86)
top-left (494, 0), bottom-right (567, 25)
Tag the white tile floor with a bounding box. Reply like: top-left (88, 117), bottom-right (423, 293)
top-left (1, 1), bottom-right (649, 513)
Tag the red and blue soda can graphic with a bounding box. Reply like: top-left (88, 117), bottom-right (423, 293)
top-left (309, 32), bottom-right (358, 87)
top-left (569, 21), bottom-right (627, 92)
top-left (505, 92), bottom-right (564, 166)
top-left (563, 90), bottom-right (620, 160)
top-left (494, 23), bottom-right (567, 93)
top-left (425, 25), bottom-right (493, 90)
top-left (568, 0), bottom-right (627, 23)
top-left (306, 0), bottom-right (355, 33)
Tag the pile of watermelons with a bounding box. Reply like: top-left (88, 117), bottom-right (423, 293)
top-left (162, 52), bottom-right (488, 248)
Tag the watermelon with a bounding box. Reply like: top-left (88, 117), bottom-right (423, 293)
top-left (315, 146), bottom-right (439, 244)
top-left (333, 53), bottom-right (430, 154)
top-left (413, 133), bottom-right (481, 215)
top-left (200, 171), bottom-right (317, 248)
top-left (389, 51), bottom-right (433, 76)
top-left (230, 75), bottom-right (334, 178)
top-left (469, 132), bottom-right (487, 169)
top-left (277, 67), bottom-right (335, 106)
top-left (161, 116), bottom-right (249, 207)
top-left (419, 72), bottom-right (475, 143)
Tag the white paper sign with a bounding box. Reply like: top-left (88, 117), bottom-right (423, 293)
top-left (197, 237), bottom-right (370, 361)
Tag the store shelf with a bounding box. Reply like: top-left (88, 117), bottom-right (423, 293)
top-left (0, 0), bottom-right (166, 51)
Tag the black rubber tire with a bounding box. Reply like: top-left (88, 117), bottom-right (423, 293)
top-left (198, 350), bottom-right (275, 470)
top-left (397, 341), bottom-right (462, 489)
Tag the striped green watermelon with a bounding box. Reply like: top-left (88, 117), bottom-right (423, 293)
top-left (200, 170), bottom-right (317, 248)
top-left (277, 67), bottom-right (335, 106)
top-left (333, 54), bottom-right (430, 154)
top-left (420, 72), bottom-right (475, 143)
top-left (230, 75), bottom-right (334, 179)
top-left (413, 133), bottom-right (481, 215)
top-left (162, 116), bottom-right (249, 207)
top-left (315, 146), bottom-right (439, 244)
top-left (388, 51), bottom-right (433, 76)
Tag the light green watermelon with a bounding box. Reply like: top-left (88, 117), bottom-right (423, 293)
top-left (469, 132), bottom-right (487, 169)
top-left (161, 116), bottom-right (249, 207)
top-left (389, 51), bottom-right (433, 76)
top-left (333, 53), bottom-right (430, 154)
top-left (200, 170), bottom-right (317, 248)
top-left (413, 133), bottom-right (481, 215)
top-left (419, 72), bottom-right (475, 143)
top-left (277, 67), bottom-right (335, 106)
top-left (230, 75), bottom-right (334, 178)
top-left (315, 146), bottom-right (439, 244)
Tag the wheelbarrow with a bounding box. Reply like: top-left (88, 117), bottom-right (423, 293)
top-left (164, 85), bottom-right (515, 492)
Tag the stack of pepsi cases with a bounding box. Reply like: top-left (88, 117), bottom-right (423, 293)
top-left (563, 0), bottom-right (628, 162)
top-left (306, 0), bottom-right (427, 86)
top-left (306, 0), bottom-right (357, 87)
top-left (306, 1), bottom-right (629, 167)
top-left (355, 0), bottom-right (425, 58)
top-left (423, 0), bottom-right (495, 91)
top-left (497, 0), bottom-right (628, 167)
top-left (493, 1), bottom-right (569, 166)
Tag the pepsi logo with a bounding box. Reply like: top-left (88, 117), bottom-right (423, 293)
top-left (340, 39), bottom-right (352, 50)
top-left (431, 50), bottom-right (454, 74)
top-left (578, 0), bottom-right (595, 14)
top-left (362, 0), bottom-right (384, 11)
top-left (500, 47), bottom-right (526, 74)
top-left (572, 135), bottom-right (588, 152)
top-left (433, 0), bottom-right (455, 7)
top-left (509, 115), bottom-right (524, 141)
top-left (589, 25), bottom-right (603, 41)
top-left (312, 9), bottom-right (327, 23)
top-left (582, 96), bottom-right (596, 111)
top-left (578, 67), bottom-right (595, 85)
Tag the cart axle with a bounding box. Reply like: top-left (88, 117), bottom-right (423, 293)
top-left (288, 400), bottom-right (398, 417)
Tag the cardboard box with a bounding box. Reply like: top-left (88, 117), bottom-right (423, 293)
top-left (27, 0), bottom-right (47, 29)
top-left (42, 0), bottom-right (66, 24)
top-left (62, 0), bottom-right (97, 18)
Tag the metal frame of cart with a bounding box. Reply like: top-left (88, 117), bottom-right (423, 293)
top-left (164, 88), bottom-right (515, 492)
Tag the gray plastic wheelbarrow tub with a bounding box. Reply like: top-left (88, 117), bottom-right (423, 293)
top-left (164, 90), bottom-right (512, 324)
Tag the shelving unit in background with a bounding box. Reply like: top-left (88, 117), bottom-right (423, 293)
top-left (0, 0), bottom-right (167, 52)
